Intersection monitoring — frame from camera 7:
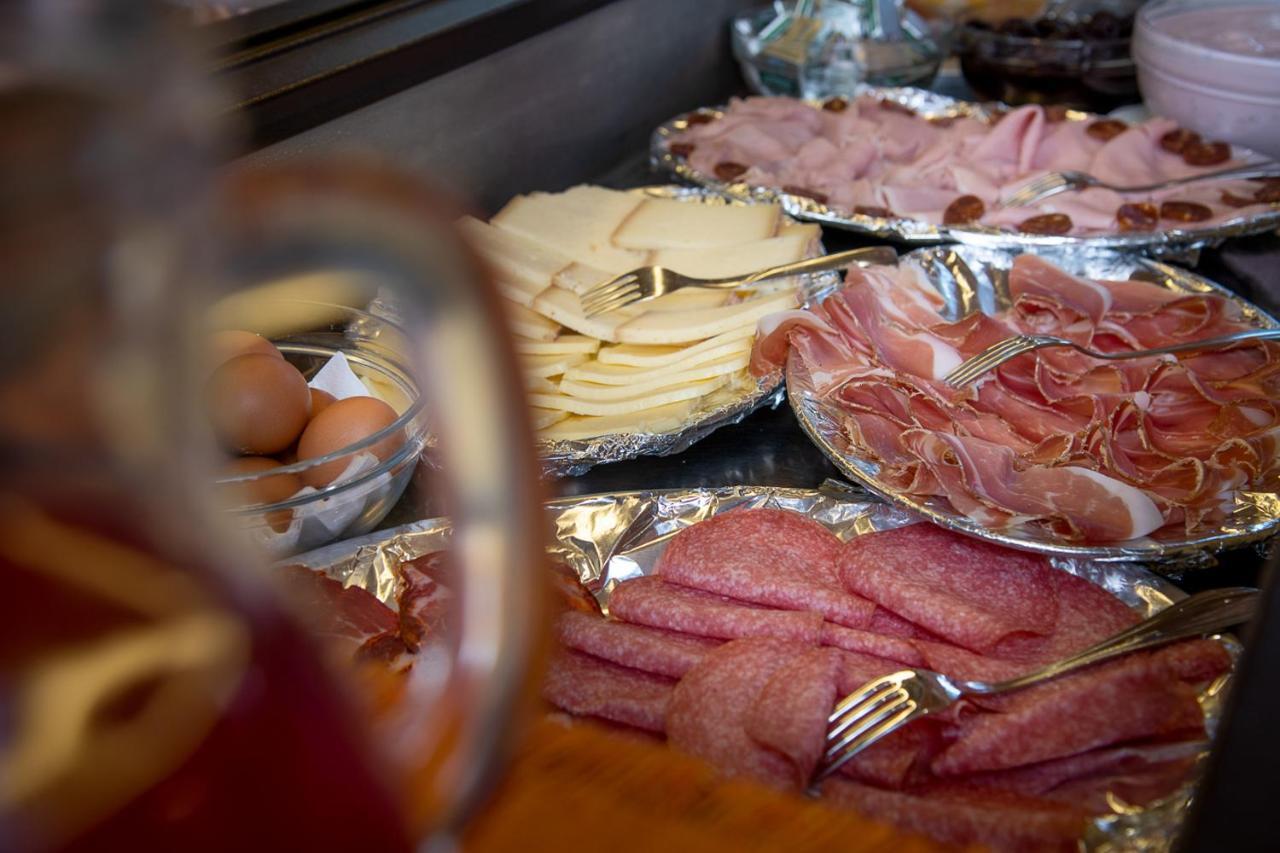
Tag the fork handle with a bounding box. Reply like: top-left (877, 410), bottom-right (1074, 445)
top-left (1090, 328), bottom-right (1280, 359)
top-left (1118, 163), bottom-right (1280, 193)
top-left (727, 246), bottom-right (899, 287)
top-left (968, 587), bottom-right (1257, 696)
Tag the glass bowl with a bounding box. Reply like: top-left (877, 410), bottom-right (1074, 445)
top-left (213, 300), bottom-right (429, 555)
top-left (957, 18), bottom-right (1138, 111)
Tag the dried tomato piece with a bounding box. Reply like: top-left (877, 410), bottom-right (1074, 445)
top-left (1182, 140), bottom-right (1231, 166)
top-left (1160, 200), bottom-right (1213, 222)
top-left (684, 111), bottom-right (716, 126)
top-left (1254, 180), bottom-right (1280, 203)
top-left (927, 115), bottom-right (956, 128)
top-left (1159, 128), bottom-right (1201, 154)
top-left (1116, 202), bottom-right (1159, 231)
top-left (782, 185), bottom-right (829, 205)
top-left (668, 142), bottom-right (696, 159)
top-left (943, 194), bottom-right (986, 225)
top-left (879, 98), bottom-right (916, 116)
top-left (1086, 119), bottom-right (1128, 141)
top-left (854, 205), bottom-right (894, 218)
top-left (823, 97), bottom-right (849, 113)
top-left (1221, 190), bottom-right (1255, 208)
top-left (1018, 213), bottom-right (1073, 235)
top-left (713, 161), bottom-right (748, 182)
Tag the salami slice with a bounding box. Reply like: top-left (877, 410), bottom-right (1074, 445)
top-left (821, 779), bottom-right (1088, 853)
top-left (656, 508), bottom-right (875, 629)
top-left (666, 638), bottom-right (810, 788)
top-left (838, 524), bottom-right (1058, 652)
top-left (821, 622), bottom-right (925, 666)
top-left (744, 647), bottom-right (843, 786)
top-left (991, 569), bottom-right (1139, 664)
top-left (542, 649), bottom-right (675, 733)
top-left (933, 647), bottom-right (1211, 776)
top-left (608, 576), bottom-right (823, 644)
top-left (869, 607), bottom-right (941, 640)
top-left (556, 610), bottom-right (720, 679)
top-left (912, 639), bottom-right (1032, 683)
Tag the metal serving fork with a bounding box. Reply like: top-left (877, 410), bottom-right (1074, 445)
top-left (942, 328), bottom-right (1280, 389)
top-left (814, 586), bottom-right (1256, 785)
top-left (580, 246), bottom-right (899, 317)
top-left (1002, 163), bottom-right (1280, 208)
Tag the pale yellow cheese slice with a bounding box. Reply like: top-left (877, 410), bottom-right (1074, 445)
top-left (651, 233), bottom-right (809, 280)
top-left (613, 197), bottom-right (781, 250)
top-left (614, 289), bottom-right (799, 345)
top-left (553, 262), bottom-right (614, 295)
top-left (514, 335), bottom-right (601, 356)
top-left (531, 286), bottom-right (640, 342)
top-left (777, 221), bottom-right (822, 243)
top-left (642, 289), bottom-right (732, 312)
top-left (524, 352), bottom-right (589, 379)
top-left (504, 299), bottom-right (560, 341)
top-left (558, 353), bottom-right (749, 401)
top-left (538, 398), bottom-right (702, 440)
top-left (530, 407), bottom-right (570, 430)
top-left (492, 186), bottom-right (648, 273)
top-left (596, 327), bottom-right (755, 368)
top-left (572, 334), bottom-right (754, 380)
top-left (525, 375), bottom-right (561, 394)
top-left (529, 374), bottom-right (729, 416)
top-left (458, 216), bottom-right (568, 307)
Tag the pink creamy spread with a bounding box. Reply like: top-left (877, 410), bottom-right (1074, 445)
top-left (1152, 4), bottom-right (1280, 58)
top-left (670, 95), bottom-right (1279, 236)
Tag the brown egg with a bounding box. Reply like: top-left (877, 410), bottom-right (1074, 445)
top-left (296, 395), bottom-right (403, 488)
top-left (206, 353), bottom-right (311, 454)
top-left (219, 456), bottom-right (303, 533)
top-left (208, 330), bottom-right (282, 368)
top-left (309, 387), bottom-right (337, 419)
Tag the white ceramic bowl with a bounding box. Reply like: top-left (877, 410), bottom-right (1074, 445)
top-left (1133, 0), bottom-right (1280, 158)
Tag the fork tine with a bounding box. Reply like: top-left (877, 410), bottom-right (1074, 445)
top-left (823, 687), bottom-right (912, 762)
top-left (1004, 173), bottom-right (1068, 207)
top-left (583, 288), bottom-right (645, 318)
top-left (826, 680), bottom-right (903, 742)
top-left (580, 274), bottom-right (638, 304)
top-left (582, 283), bottom-right (640, 314)
top-left (818, 701), bottom-right (918, 782)
top-left (944, 337), bottom-right (1041, 387)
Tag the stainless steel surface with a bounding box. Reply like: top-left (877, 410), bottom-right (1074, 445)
top-left (290, 484), bottom-right (1234, 850)
top-left (581, 245), bottom-right (898, 317)
top-left (651, 85), bottom-right (1280, 255)
top-left (1002, 164), bottom-right (1280, 208)
top-left (943, 328), bottom-right (1280, 388)
top-left (789, 243), bottom-right (1280, 561)
top-left (817, 587), bottom-right (1255, 782)
top-left (534, 185), bottom-right (844, 477)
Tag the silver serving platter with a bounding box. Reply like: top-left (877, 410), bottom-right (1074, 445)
top-left (650, 86), bottom-right (1280, 255)
top-left (536, 185), bottom-right (842, 477)
top-left (788, 244), bottom-right (1280, 562)
top-left (289, 484), bottom-right (1236, 853)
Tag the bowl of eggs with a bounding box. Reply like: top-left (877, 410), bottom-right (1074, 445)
top-left (208, 302), bottom-right (429, 555)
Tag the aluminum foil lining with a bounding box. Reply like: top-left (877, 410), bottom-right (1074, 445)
top-left (650, 85), bottom-right (1280, 258)
top-left (789, 244), bottom-right (1280, 564)
top-left (535, 185), bottom-right (842, 478)
top-left (287, 483), bottom-right (1235, 853)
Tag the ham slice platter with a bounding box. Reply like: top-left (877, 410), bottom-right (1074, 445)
top-left (768, 244), bottom-right (1280, 557)
top-left (653, 90), bottom-right (1280, 247)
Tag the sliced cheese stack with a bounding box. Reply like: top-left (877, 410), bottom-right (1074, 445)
top-left (462, 186), bottom-right (820, 441)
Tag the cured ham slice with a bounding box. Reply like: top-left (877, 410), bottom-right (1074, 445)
top-left (754, 256), bottom-right (1278, 542)
top-left (670, 96), bottom-right (1276, 236)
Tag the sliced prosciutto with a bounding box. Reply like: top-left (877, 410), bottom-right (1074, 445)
top-left (669, 95), bottom-right (1279, 236)
top-left (755, 255), bottom-right (1280, 543)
